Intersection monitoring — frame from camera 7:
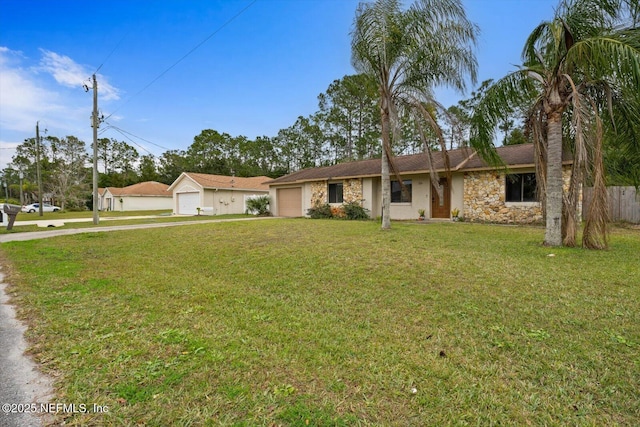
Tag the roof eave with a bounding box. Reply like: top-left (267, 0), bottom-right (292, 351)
top-left (269, 173), bottom-right (382, 186)
top-left (167, 172), bottom-right (203, 192)
top-left (201, 186), bottom-right (269, 192)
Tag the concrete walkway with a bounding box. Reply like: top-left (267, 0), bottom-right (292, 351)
top-left (9, 214), bottom-right (163, 227)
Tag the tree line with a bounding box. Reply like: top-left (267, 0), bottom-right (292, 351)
top-left (0, 70), bottom-right (525, 210)
top-left (2, 0), bottom-right (637, 251)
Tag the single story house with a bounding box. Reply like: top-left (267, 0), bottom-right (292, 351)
top-left (268, 143), bottom-right (576, 223)
top-left (168, 173), bottom-right (270, 215)
top-left (100, 181), bottom-right (172, 211)
top-left (97, 187), bottom-right (107, 210)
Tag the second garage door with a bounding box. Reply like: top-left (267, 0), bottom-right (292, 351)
top-left (177, 192), bottom-right (200, 215)
top-left (277, 187), bottom-right (302, 217)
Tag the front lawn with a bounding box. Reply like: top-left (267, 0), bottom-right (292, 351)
top-left (1, 220), bottom-right (638, 426)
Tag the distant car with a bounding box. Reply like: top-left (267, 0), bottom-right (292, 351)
top-left (21, 203), bottom-right (61, 213)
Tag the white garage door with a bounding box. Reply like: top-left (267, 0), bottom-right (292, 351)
top-left (277, 187), bottom-right (302, 217)
top-left (177, 192), bottom-right (199, 215)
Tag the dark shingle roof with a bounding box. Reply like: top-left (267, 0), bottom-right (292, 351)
top-left (461, 143), bottom-right (573, 170)
top-left (269, 147), bottom-right (479, 185)
top-left (268, 144), bottom-right (555, 185)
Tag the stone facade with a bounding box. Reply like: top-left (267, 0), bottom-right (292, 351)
top-left (343, 179), bottom-right (363, 204)
top-left (463, 167), bottom-right (577, 224)
top-left (310, 179), bottom-right (363, 206)
top-left (310, 181), bottom-right (326, 207)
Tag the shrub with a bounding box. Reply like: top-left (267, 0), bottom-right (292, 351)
top-left (342, 201), bottom-right (370, 220)
top-left (245, 195), bottom-right (271, 216)
top-left (307, 202), bottom-right (370, 220)
top-left (331, 206), bottom-right (346, 218)
top-left (307, 203), bottom-right (333, 219)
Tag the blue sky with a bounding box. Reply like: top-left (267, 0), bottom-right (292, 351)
top-left (0, 0), bottom-right (560, 171)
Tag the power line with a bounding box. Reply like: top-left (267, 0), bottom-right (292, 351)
top-left (95, 30), bottom-right (131, 74)
top-left (105, 126), bottom-right (156, 157)
top-left (104, 0), bottom-right (258, 121)
top-left (103, 122), bottom-right (172, 151)
top-left (102, 122), bottom-right (174, 158)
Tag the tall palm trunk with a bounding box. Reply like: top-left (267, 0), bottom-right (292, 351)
top-left (380, 101), bottom-right (392, 230)
top-left (544, 109), bottom-right (564, 246)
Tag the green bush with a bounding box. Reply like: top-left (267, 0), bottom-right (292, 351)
top-left (307, 202), bottom-right (370, 220)
top-left (307, 203), bottom-right (333, 219)
top-left (342, 201), bottom-right (370, 220)
top-left (245, 195), bottom-right (271, 216)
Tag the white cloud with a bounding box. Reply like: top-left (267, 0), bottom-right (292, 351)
top-left (38, 49), bottom-right (120, 101)
top-left (0, 48), bottom-right (61, 132)
top-left (0, 47), bottom-right (122, 170)
top-left (0, 140), bottom-right (20, 171)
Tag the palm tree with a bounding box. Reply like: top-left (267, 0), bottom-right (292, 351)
top-left (470, 0), bottom-right (640, 248)
top-left (351, 0), bottom-right (478, 229)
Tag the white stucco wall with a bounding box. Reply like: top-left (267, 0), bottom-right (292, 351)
top-left (379, 174), bottom-right (426, 220)
top-left (209, 189), bottom-right (268, 215)
top-left (172, 174), bottom-right (267, 215)
top-left (117, 196), bottom-right (172, 211)
top-left (450, 174), bottom-right (464, 218)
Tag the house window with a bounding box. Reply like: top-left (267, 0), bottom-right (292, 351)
top-left (328, 182), bottom-right (343, 203)
top-left (391, 180), bottom-right (412, 203)
top-left (506, 173), bottom-right (537, 202)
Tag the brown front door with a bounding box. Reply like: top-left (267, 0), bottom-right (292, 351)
top-left (431, 178), bottom-right (450, 218)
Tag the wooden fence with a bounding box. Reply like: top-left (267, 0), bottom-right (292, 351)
top-left (582, 186), bottom-right (640, 223)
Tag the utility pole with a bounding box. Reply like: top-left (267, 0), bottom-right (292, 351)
top-left (91, 74), bottom-right (99, 225)
top-left (19, 171), bottom-right (24, 206)
top-left (36, 122), bottom-right (43, 216)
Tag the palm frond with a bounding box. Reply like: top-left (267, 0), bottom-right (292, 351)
top-left (583, 110), bottom-right (609, 249)
top-left (469, 70), bottom-right (538, 166)
top-left (529, 102), bottom-right (548, 217)
top-left (351, 0), bottom-right (404, 81)
top-left (566, 35), bottom-right (640, 87)
top-left (562, 75), bottom-right (590, 246)
top-left (522, 22), bottom-right (554, 66)
top-left (408, 94), bottom-right (451, 198)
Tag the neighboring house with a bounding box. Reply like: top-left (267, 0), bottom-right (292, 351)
top-left (268, 143), bottom-right (576, 223)
top-left (168, 173), bottom-right (270, 215)
top-left (101, 181), bottom-right (172, 212)
top-left (97, 188), bottom-right (107, 211)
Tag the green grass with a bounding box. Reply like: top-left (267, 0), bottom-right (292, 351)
top-left (1, 220), bottom-right (639, 426)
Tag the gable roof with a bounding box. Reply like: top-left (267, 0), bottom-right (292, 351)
top-left (107, 181), bottom-right (171, 197)
top-left (268, 144), bottom-right (571, 185)
top-left (169, 173), bottom-right (270, 192)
